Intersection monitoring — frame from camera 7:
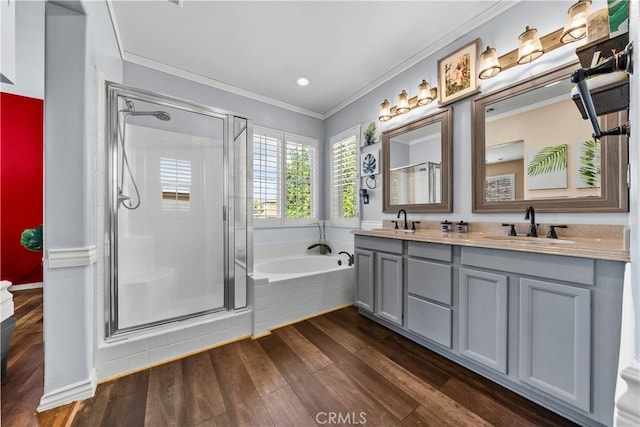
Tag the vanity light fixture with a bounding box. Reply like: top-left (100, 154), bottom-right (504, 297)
top-left (479, 3), bottom-right (592, 80)
top-left (560, 0), bottom-right (591, 43)
top-left (378, 80), bottom-right (438, 121)
top-left (396, 90), bottom-right (410, 114)
top-left (478, 46), bottom-right (502, 80)
top-left (517, 26), bottom-right (544, 64)
top-left (417, 80), bottom-right (434, 105)
top-left (379, 99), bottom-right (392, 122)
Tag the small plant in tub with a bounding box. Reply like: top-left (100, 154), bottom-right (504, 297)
top-left (308, 221), bottom-right (332, 255)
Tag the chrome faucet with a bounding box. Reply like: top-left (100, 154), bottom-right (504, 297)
top-left (524, 206), bottom-right (538, 237)
top-left (397, 209), bottom-right (408, 230)
top-left (338, 251), bottom-right (354, 266)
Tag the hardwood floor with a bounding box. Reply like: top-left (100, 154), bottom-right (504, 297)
top-left (3, 289), bottom-right (578, 426)
top-left (1, 288), bottom-right (75, 427)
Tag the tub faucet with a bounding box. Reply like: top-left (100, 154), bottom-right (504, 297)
top-left (338, 251), bottom-right (354, 266)
top-left (397, 209), bottom-right (408, 230)
top-left (524, 206), bottom-right (538, 237)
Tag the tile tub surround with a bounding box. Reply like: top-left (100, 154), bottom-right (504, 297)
top-left (353, 221), bottom-right (629, 262)
top-left (251, 241), bottom-right (355, 337)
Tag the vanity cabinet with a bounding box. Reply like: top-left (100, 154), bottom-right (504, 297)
top-left (458, 268), bottom-right (508, 374)
top-left (354, 236), bottom-right (403, 325)
top-left (353, 233), bottom-right (625, 427)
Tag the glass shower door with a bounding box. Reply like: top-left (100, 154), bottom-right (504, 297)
top-left (114, 98), bottom-right (227, 330)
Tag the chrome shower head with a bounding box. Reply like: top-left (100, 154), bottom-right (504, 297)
top-left (121, 99), bottom-right (170, 121)
top-left (152, 111), bottom-right (171, 121)
top-left (129, 110), bottom-right (171, 121)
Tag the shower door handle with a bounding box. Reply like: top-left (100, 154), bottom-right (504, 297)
top-left (223, 205), bottom-right (227, 221)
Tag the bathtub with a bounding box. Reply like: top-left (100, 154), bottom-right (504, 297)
top-left (252, 253), bottom-right (354, 336)
top-left (255, 255), bottom-right (348, 277)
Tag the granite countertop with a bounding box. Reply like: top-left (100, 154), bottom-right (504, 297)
top-left (353, 222), bottom-right (630, 262)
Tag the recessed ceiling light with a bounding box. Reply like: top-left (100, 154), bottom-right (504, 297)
top-left (296, 76), bottom-right (310, 87)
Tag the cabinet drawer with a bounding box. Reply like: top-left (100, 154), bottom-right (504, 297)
top-left (407, 259), bottom-right (452, 305)
top-left (461, 246), bottom-right (594, 285)
top-left (355, 235), bottom-right (403, 254)
top-left (408, 241), bottom-right (452, 262)
top-left (407, 296), bottom-right (452, 348)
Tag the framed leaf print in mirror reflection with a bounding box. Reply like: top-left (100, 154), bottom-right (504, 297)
top-left (526, 144), bottom-right (568, 190)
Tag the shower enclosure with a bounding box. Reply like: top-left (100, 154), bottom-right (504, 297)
top-left (104, 83), bottom-right (251, 338)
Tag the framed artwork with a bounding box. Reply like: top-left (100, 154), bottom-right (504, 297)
top-left (361, 119), bottom-right (380, 147)
top-left (361, 150), bottom-right (380, 176)
top-left (438, 38), bottom-right (481, 106)
top-left (575, 139), bottom-right (601, 188)
top-left (527, 144), bottom-right (568, 190)
top-left (485, 174), bottom-right (515, 202)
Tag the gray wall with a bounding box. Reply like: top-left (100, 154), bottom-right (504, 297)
top-left (123, 62), bottom-right (324, 141)
top-left (324, 0), bottom-right (629, 227)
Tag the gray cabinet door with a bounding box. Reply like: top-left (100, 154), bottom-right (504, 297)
top-left (519, 278), bottom-right (591, 412)
top-left (459, 268), bottom-right (508, 374)
top-left (354, 249), bottom-right (374, 312)
top-left (376, 252), bottom-right (403, 325)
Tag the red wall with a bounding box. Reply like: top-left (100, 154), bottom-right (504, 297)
top-left (1, 92), bottom-right (44, 285)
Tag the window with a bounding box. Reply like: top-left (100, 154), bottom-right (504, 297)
top-left (253, 130), bottom-right (281, 221)
top-left (253, 127), bottom-right (318, 226)
top-left (330, 127), bottom-right (359, 227)
top-left (161, 157), bottom-right (191, 201)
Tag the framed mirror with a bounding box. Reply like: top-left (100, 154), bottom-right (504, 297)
top-left (472, 61), bottom-right (628, 213)
top-left (383, 108), bottom-right (452, 213)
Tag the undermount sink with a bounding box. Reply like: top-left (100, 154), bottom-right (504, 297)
top-left (482, 235), bottom-right (575, 244)
top-left (372, 228), bottom-right (415, 234)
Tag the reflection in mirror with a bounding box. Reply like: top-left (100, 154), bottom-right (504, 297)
top-left (485, 76), bottom-right (598, 201)
top-left (383, 108), bottom-right (452, 213)
top-left (472, 62), bottom-right (628, 213)
top-left (389, 121), bottom-right (441, 205)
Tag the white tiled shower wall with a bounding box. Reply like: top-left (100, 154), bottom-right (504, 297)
top-left (117, 125), bottom-right (224, 326)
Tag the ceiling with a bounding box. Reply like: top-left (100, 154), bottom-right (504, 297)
top-left (108, 1), bottom-right (518, 119)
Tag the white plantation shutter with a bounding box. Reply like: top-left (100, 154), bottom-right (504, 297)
top-left (330, 126), bottom-right (359, 227)
top-left (253, 129), bottom-right (282, 222)
top-left (253, 127), bottom-right (318, 226)
top-left (285, 135), bottom-right (318, 222)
